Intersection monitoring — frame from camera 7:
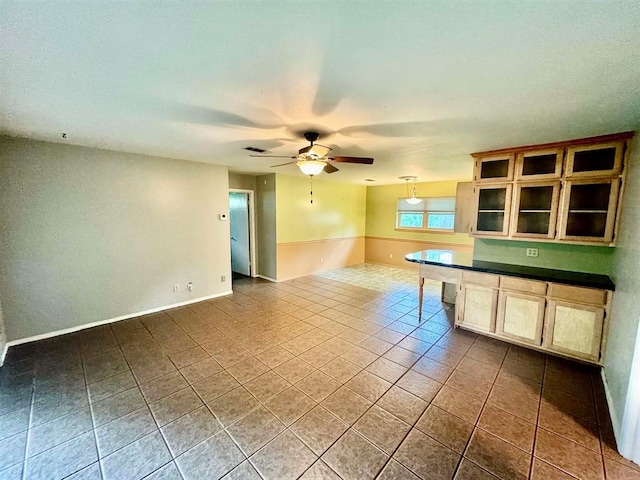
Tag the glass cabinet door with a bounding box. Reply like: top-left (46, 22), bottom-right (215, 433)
top-left (472, 184), bottom-right (512, 236)
top-left (557, 179), bottom-right (620, 243)
top-left (511, 182), bottom-right (560, 239)
top-left (565, 141), bottom-right (624, 178)
top-left (515, 148), bottom-right (563, 181)
top-left (474, 154), bottom-right (515, 182)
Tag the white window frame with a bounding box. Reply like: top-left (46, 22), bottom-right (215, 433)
top-left (396, 197), bottom-right (456, 232)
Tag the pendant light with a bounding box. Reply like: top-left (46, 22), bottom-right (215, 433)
top-left (399, 176), bottom-right (422, 204)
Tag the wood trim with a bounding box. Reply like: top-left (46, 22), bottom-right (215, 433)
top-left (365, 236), bottom-right (473, 249)
top-left (277, 236), bottom-right (365, 247)
top-left (471, 131), bottom-right (634, 158)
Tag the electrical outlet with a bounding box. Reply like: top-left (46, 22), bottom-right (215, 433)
top-left (320, 257), bottom-right (324, 263)
top-left (221, 275), bottom-right (226, 282)
top-left (526, 248), bottom-right (539, 257)
top-left (389, 253), bottom-right (393, 259)
top-left (187, 282), bottom-right (193, 292)
top-left (173, 284), bottom-right (180, 292)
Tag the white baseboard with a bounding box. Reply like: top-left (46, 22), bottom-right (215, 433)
top-left (601, 369), bottom-right (621, 443)
top-left (256, 275), bottom-right (278, 283)
top-left (2, 290), bottom-right (233, 357)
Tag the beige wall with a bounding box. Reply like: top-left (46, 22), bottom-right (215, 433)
top-left (229, 172), bottom-right (256, 191)
top-left (276, 174), bottom-right (367, 243)
top-left (0, 136), bottom-right (231, 341)
top-left (274, 174), bottom-right (367, 280)
top-left (364, 181), bottom-right (474, 267)
top-left (366, 237), bottom-right (473, 269)
top-left (256, 174), bottom-right (277, 280)
top-left (276, 237), bottom-right (365, 281)
top-left (605, 136), bottom-right (640, 440)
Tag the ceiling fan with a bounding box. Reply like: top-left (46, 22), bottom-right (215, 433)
top-left (249, 131), bottom-right (374, 176)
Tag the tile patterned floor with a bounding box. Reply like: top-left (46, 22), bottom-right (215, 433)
top-left (0, 263), bottom-right (639, 480)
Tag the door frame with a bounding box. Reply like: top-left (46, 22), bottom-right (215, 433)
top-left (229, 189), bottom-right (257, 278)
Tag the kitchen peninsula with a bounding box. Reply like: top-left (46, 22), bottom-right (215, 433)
top-left (406, 249), bottom-right (614, 364)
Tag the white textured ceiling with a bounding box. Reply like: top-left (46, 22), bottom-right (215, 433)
top-left (1, 1), bottom-right (639, 184)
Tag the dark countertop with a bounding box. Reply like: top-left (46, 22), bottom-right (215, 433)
top-left (405, 249), bottom-right (615, 291)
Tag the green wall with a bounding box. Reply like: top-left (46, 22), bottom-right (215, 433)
top-left (473, 238), bottom-right (614, 275)
top-left (605, 135), bottom-right (640, 442)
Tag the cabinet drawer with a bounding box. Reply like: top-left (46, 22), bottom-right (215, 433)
top-left (420, 264), bottom-right (462, 284)
top-left (462, 271), bottom-right (500, 287)
top-left (548, 283), bottom-right (607, 306)
top-left (500, 276), bottom-right (547, 295)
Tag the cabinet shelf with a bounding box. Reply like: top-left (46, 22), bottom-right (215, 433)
top-left (519, 209), bottom-right (551, 213)
top-left (478, 209), bottom-right (506, 213)
top-left (568, 210), bottom-right (608, 214)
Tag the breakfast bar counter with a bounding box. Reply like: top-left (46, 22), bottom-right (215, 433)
top-left (405, 249), bottom-right (615, 364)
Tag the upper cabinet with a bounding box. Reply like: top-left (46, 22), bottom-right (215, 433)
top-left (470, 132), bottom-right (633, 246)
top-left (565, 141), bottom-right (625, 178)
top-left (515, 148), bottom-right (564, 181)
top-left (474, 154), bottom-right (515, 182)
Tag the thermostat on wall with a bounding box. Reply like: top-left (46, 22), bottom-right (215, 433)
top-left (219, 213), bottom-right (228, 221)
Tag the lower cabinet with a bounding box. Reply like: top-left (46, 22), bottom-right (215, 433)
top-left (456, 284), bottom-right (498, 333)
top-left (454, 274), bottom-right (610, 364)
top-left (496, 291), bottom-right (545, 345)
top-left (543, 300), bottom-right (605, 362)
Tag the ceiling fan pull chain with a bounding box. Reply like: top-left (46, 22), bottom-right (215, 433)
top-left (310, 176), bottom-right (314, 204)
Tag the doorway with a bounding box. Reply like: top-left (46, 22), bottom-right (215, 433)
top-left (229, 190), bottom-right (256, 280)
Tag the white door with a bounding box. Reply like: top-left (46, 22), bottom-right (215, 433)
top-left (229, 192), bottom-right (251, 276)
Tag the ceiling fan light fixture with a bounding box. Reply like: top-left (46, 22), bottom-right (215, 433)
top-left (297, 159), bottom-right (327, 176)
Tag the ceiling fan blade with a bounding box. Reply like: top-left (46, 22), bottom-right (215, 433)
top-left (323, 163), bottom-right (339, 174)
top-left (328, 156), bottom-right (374, 164)
top-left (249, 155), bottom-right (296, 158)
top-left (270, 161), bottom-right (297, 168)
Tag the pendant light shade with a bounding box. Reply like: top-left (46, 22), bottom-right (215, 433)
top-left (399, 176), bottom-right (423, 204)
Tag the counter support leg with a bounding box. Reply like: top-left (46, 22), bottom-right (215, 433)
top-left (418, 277), bottom-right (424, 321)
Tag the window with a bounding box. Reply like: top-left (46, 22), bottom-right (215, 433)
top-left (396, 197), bottom-right (456, 231)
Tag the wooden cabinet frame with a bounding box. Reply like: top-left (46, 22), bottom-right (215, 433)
top-left (473, 153), bottom-right (515, 183)
top-left (510, 181), bottom-right (561, 239)
top-left (471, 184), bottom-right (513, 237)
top-left (496, 291), bottom-right (545, 345)
top-left (543, 299), bottom-right (605, 362)
top-left (469, 132), bottom-right (632, 246)
top-left (451, 272), bottom-right (611, 365)
top-left (556, 178), bottom-right (620, 243)
top-left (456, 283), bottom-right (498, 334)
top-left (515, 148), bottom-right (564, 181)
top-left (565, 141), bottom-right (625, 178)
